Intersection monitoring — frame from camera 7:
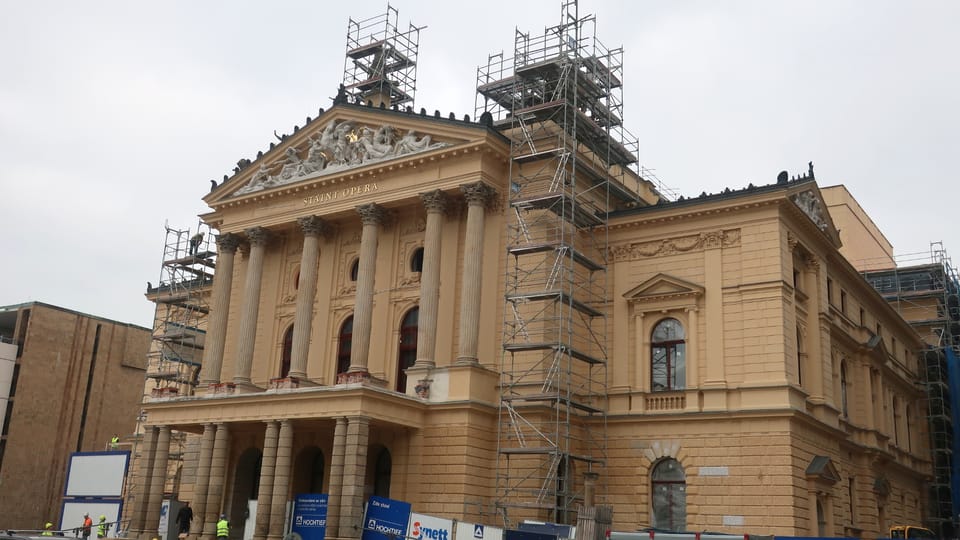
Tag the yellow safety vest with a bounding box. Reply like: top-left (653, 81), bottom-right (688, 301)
top-left (98, 521), bottom-right (108, 537)
top-left (217, 520), bottom-right (229, 537)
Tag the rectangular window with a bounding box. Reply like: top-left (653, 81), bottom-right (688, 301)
top-left (840, 290), bottom-right (847, 315)
top-left (848, 476), bottom-right (856, 524)
top-left (859, 307), bottom-right (865, 326)
top-left (827, 278), bottom-right (834, 304)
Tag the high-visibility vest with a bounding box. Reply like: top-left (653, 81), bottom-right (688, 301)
top-left (98, 520), bottom-right (108, 537)
top-left (217, 520), bottom-right (229, 537)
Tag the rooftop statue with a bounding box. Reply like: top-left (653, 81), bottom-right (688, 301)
top-left (233, 120), bottom-right (449, 196)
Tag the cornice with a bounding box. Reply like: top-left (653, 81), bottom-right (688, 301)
top-left (605, 199), bottom-right (782, 232)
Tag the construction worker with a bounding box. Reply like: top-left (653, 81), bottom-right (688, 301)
top-left (110, 435), bottom-right (120, 450)
top-left (81, 513), bottom-right (93, 540)
top-left (41, 522), bottom-right (54, 536)
top-left (216, 514), bottom-right (229, 540)
top-left (97, 515), bottom-right (108, 539)
top-left (189, 232), bottom-right (204, 256)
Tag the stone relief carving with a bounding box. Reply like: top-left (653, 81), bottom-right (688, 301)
top-left (609, 229), bottom-right (741, 261)
top-left (791, 190), bottom-right (828, 231)
top-left (233, 120), bottom-right (450, 196)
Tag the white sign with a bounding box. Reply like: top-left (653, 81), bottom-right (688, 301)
top-left (409, 513), bottom-right (453, 540)
top-left (699, 466), bottom-right (729, 477)
top-left (455, 522), bottom-right (503, 540)
top-left (722, 515), bottom-right (745, 527)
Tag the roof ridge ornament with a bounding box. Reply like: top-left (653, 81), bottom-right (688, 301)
top-left (791, 189), bottom-right (828, 231)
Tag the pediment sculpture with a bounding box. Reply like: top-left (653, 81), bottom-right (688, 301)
top-left (791, 190), bottom-right (828, 231)
top-left (233, 120), bottom-right (449, 196)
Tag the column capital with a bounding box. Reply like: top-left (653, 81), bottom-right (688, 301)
top-left (297, 215), bottom-right (330, 237)
top-left (217, 232), bottom-right (242, 253)
top-left (356, 203), bottom-right (385, 226)
top-left (461, 181), bottom-right (495, 207)
top-left (419, 190), bottom-right (448, 214)
top-left (245, 226), bottom-right (272, 247)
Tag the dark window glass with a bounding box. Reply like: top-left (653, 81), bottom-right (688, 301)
top-left (337, 316), bottom-right (354, 377)
top-left (651, 319), bottom-right (685, 391)
top-left (280, 325), bottom-right (293, 378)
top-left (350, 259), bottom-right (360, 282)
top-left (396, 308), bottom-right (419, 392)
top-left (411, 247), bottom-right (424, 273)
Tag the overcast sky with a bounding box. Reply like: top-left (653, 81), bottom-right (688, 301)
top-left (1, 1), bottom-right (957, 328)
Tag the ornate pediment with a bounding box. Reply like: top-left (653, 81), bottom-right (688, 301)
top-left (232, 119), bottom-right (450, 196)
top-left (791, 190), bottom-right (829, 231)
top-left (623, 273), bottom-right (704, 304)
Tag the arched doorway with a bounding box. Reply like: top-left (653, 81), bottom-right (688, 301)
top-left (280, 324), bottom-right (293, 378)
top-left (292, 446), bottom-right (326, 494)
top-left (230, 448), bottom-right (262, 540)
top-left (337, 316), bottom-right (353, 377)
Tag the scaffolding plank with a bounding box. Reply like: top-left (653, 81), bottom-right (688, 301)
top-left (503, 342), bottom-right (603, 364)
top-left (507, 242), bottom-right (604, 272)
top-left (501, 392), bottom-right (602, 413)
top-left (506, 290), bottom-right (602, 318)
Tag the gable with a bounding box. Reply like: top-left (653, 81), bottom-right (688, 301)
top-left (206, 104), bottom-right (494, 205)
top-left (787, 184), bottom-right (842, 248)
top-left (623, 273), bottom-right (704, 304)
top-left (805, 455), bottom-right (841, 485)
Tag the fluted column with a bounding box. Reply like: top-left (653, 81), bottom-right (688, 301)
top-left (145, 426), bottom-right (171, 536)
top-left (254, 421), bottom-right (279, 540)
top-left (290, 217), bottom-right (328, 379)
top-left (201, 233), bottom-right (241, 385)
top-left (268, 420), bottom-right (294, 540)
top-left (202, 423), bottom-right (229, 540)
top-left (415, 191), bottom-right (447, 368)
top-left (131, 426), bottom-right (158, 536)
top-left (234, 227), bottom-right (271, 385)
top-left (191, 423), bottom-right (216, 535)
top-left (326, 417), bottom-right (347, 537)
top-left (338, 416), bottom-right (369, 538)
top-left (350, 204), bottom-right (385, 373)
top-left (456, 182), bottom-right (494, 364)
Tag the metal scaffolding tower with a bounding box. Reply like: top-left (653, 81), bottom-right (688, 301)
top-left (863, 242), bottom-right (960, 538)
top-left (145, 222), bottom-right (216, 398)
top-left (477, 0), bottom-right (642, 526)
top-left (342, 4), bottom-right (421, 107)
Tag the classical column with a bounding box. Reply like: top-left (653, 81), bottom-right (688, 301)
top-left (131, 426), bottom-right (158, 535)
top-left (326, 418), bottom-right (347, 537)
top-left (456, 182), bottom-right (493, 365)
top-left (349, 204), bottom-right (384, 373)
top-left (145, 426), bottom-right (171, 537)
top-left (201, 233), bottom-right (241, 385)
top-left (415, 190), bottom-right (447, 368)
top-left (191, 424), bottom-right (216, 535)
top-left (289, 217), bottom-right (328, 380)
top-left (234, 227), bottom-right (271, 386)
top-left (203, 424), bottom-right (229, 540)
top-left (338, 416), bottom-right (369, 538)
top-left (254, 421), bottom-right (279, 540)
top-left (268, 420), bottom-right (294, 540)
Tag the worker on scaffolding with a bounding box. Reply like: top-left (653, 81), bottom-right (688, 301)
top-left (189, 232), bottom-right (204, 256)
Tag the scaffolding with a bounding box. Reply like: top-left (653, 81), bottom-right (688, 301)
top-left (863, 241), bottom-right (960, 538)
top-left (342, 4), bottom-right (421, 107)
top-left (477, 0), bottom-right (641, 526)
top-left (145, 222), bottom-right (216, 398)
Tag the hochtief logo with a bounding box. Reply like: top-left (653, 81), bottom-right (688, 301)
top-left (368, 520), bottom-right (404, 537)
top-left (296, 516), bottom-right (326, 527)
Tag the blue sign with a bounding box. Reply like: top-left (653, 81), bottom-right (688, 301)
top-left (292, 494), bottom-right (329, 540)
top-left (505, 530), bottom-right (559, 540)
top-left (362, 496), bottom-right (412, 540)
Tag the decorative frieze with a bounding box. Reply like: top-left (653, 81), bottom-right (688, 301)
top-left (791, 190), bottom-right (828, 231)
top-left (609, 229), bottom-right (741, 261)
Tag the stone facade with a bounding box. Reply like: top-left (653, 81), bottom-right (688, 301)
top-left (0, 302), bottom-right (150, 529)
top-left (128, 102), bottom-right (929, 540)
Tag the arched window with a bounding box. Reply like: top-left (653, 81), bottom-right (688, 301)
top-left (350, 259), bottom-right (360, 282)
top-left (410, 247), bottom-right (424, 273)
top-left (651, 319), bottom-right (685, 392)
top-left (840, 361), bottom-right (849, 417)
top-left (651, 458), bottom-right (686, 530)
top-left (374, 448), bottom-right (392, 498)
top-left (336, 316), bottom-right (353, 377)
top-left (280, 325), bottom-right (293, 378)
top-left (396, 307), bottom-right (419, 392)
